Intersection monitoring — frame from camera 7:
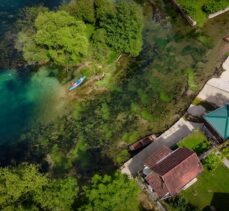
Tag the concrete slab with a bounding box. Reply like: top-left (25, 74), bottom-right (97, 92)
top-left (222, 57), bottom-right (229, 71)
top-left (208, 78), bottom-right (229, 92)
top-left (198, 84), bottom-right (229, 106)
top-left (121, 118), bottom-right (202, 176)
top-left (223, 159), bottom-right (229, 169)
top-left (220, 70), bottom-right (229, 81)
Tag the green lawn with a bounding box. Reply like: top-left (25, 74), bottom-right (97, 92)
top-left (177, 0), bottom-right (229, 26)
top-left (178, 131), bottom-right (210, 155)
top-left (181, 164), bottom-right (229, 210)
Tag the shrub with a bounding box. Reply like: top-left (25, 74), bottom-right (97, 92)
top-left (166, 196), bottom-right (199, 211)
top-left (203, 152), bottom-right (221, 170)
top-left (115, 149), bottom-right (130, 165)
top-left (202, 0), bottom-right (228, 15)
top-left (221, 146), bottom-right (229, 159)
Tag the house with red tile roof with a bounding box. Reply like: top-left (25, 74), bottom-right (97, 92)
top-left (143, 145), bottom-right (203, 199)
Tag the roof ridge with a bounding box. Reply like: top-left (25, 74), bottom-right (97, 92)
top-left (224, 105), bottom-right (229, 138)
top-left (162, 153), bottom-right (199, 194)
top-left (154, 148), bottom-right (179, 165)
top-left (205, 115), bottom-right (226, 119)
top-left (153, 148), bottom-right (194, 175)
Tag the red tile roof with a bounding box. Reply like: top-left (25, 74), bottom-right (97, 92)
top-left (152, 148), bottom-right (194, 176)
top-left (162, 153), bottom-right (203, 195)
top-left (144, 145), bottom-right (172, 169)
top-left (145, 147), bottom-right (203, 197)
top-left (146, 172), bottom-right (169, 198)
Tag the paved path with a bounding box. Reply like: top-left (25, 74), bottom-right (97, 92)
top-left (198, 57), bottom-right (229, 106)
top-left (121, 57), bottom-right (229, 177)
top-left (121, 118), bottom-right (202, 176)
top-left (223, 159), bottom-right (229, 169)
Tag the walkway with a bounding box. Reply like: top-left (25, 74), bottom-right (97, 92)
top-left (223, 159), bottom-right (229, 169)
top-left (121, 118), bottom-right (202, 176)
top-left (198, 57), bottom-right (229, 106)
top-left (121, 57), bottom-right (229, 177)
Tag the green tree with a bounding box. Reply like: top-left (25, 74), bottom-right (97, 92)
top-left (203, 152), bottom-right (221, 171)
top-left (91, 28), bottom-right (111, 61)
top-left (0, 164), bottom-right (78, 210)
top-left (17, 11), bottom-right (89, 69)
top-left (80, 172), bottom-right (140, 211)
top-left (61, 0), bottom-right (95, 23)
top-left (34, 177), bottom-right (78, 210)
top-left (16, 6), bottom-right (49, 29)
top-left (0, 164), bottom-right (48, 209)
top-left (99, 0), bottom-right (143, 56)
top-left (95, 0), bottom-right (116, 21)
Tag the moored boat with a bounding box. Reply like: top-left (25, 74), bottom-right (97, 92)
top-left (69, 76), bottom-right (86, 91)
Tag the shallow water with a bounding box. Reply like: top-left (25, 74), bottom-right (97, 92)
top-left (0, 0), bottom-right (67, 144)
top-left (0, 0), bottom-right (228, 145)
top-left (0, 69), bottom-right (66, 144)
top-left (0, 0), bottom-right (66, 37)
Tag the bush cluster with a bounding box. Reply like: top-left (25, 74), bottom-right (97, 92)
top-left (202, 0), bottom-right (229, 14)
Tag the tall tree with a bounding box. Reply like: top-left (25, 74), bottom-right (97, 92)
top-left (0, 164), bottom-right (48, 209)
top-left (0, 164), bottom-right (78, 210)
top-left (17, 11), bottom-right (89, 69)
top-left (34, 177), bottom-right (78, 210)
top-left (61, 0), bottom-right (96, 23)
top-left (80, 172), bottom-right (140, 211)
top-left (98, 0), bottom-right (143, 56)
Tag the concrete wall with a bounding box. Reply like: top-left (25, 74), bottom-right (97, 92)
top-left (208, 7), bottom-right (229, 19)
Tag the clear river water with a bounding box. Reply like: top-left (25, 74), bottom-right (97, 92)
top-left (0, 0), bottom-right (66, 144)
top-left (0, 0), bottom-right (228, 145)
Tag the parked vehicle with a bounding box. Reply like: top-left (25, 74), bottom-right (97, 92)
top-left (128, 134), bottom-right (157, 152)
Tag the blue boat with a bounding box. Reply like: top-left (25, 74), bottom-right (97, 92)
top-left (69, 76), bottom-right (86, 91)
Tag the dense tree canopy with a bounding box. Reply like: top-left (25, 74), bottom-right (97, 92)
top-left (80, 172), bottom-right (140, 211)
top-left (0, 164), bottom-right (78, 210)
top-left (98, 0), bottom-right (143, 56)
top-left (17, 11), bottom-right (89, 68)
top-left (17, 0), bottom-right (143, 69)
top-left (61, 0), bottom-right (96, 23)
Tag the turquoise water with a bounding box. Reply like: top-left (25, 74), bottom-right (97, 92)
top-left (0, 0), bottom-right (67, 144)
top-left (0, 69), bottom-right (65, 144)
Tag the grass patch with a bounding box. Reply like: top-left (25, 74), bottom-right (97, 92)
top-left (197, 34), bottom-right (214, 49)
top-left (177, 0), bottom-right (229, 26)
top-left (181, 164), bottom-right (229, 210)
top-left (178, 130), bottom-right (210, 155)
top-left (186, 68), bottom-right (197, 91)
